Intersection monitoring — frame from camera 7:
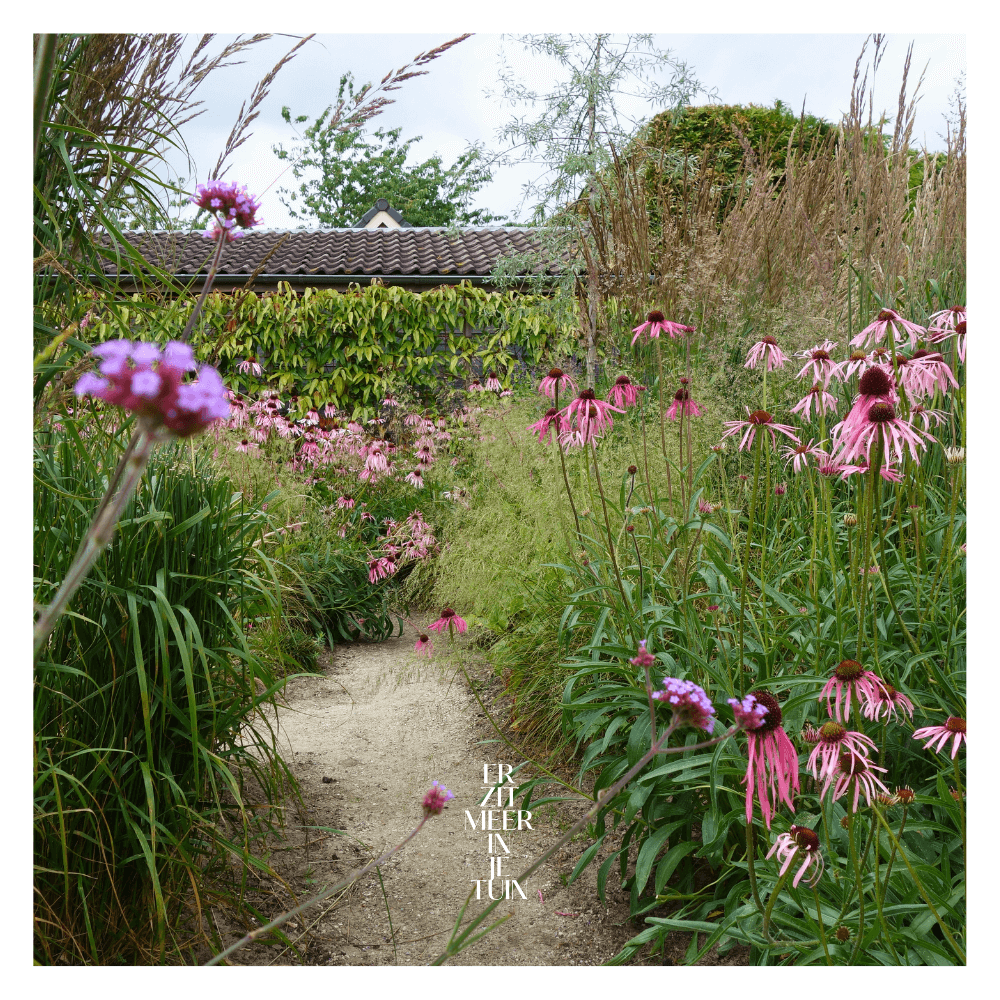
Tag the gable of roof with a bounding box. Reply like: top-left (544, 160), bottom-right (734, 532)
top-left (355, 198), bottom-right (412, 229)
top-left (100, 227), bottom-right (564, 287)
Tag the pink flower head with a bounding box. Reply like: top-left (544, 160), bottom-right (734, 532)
top-left (721, 408), bottom-right (800, 453)
top-left (558, 389), bottom-right (624, 448)
top-left (405, 468), bottom-right (425, 488)
top-left (862, 681), bottom-right (915, 723)
top-left (851, 308), bottom-right (926, 351)
top-left (806, 721), bottom-right (877, 783)
top-left (629, 640), bottom-right (656, 668)
top-left (790, 384), bottom-right (839, 421)
top-left (666, 386), bottom-right (703, 421)
top-left (795, 341), bottom-right (841, 386)
top-left (826, 751), bottom-right (891, 812)
top-left (819, 659), bottom-right (887, 723)
top-left (427, 607), bottom-right (468, 636)
top-left (735, 690), bottom-right (800, 828)
top-left (537, 367), bottom-right (578, 400)
top-left (781, 439), bottom-right (826, 474)
top-left (838, 349), bottom-right (877, 381)
top-left (368, 557), bottom-right (397, 584)
top-left (422, 780), bottom-right (455, 816)
top-left (607, 374), bottom-right (641, 409)
top-left (75, 339), bottom-right (229, 437)
top-left (485, 372), bottom-right (503, 392)
top-left (192, 179), bottom-right (262, 241)
top-left (414, 633), bottom-right (434, 658)
top-left (467, 378), bottom-right (485, 393)
top-left (336, 495), bottom-right (356, 510)
top-left (766, 825), bottom-right (824, 888)
top-left (528, 407), bottom-right (566, 445)
top-left (727, 693), bottom-right (768, 731)
top-left (897, 350), bottom-right (959, 399)
top-left (651, 678), bottom-right (716, 733)
top-left (630, 310), bottom-right (690, 346)
top-left (743, 336), bottom-right (787, 371)
top-left (832, 399), bottom-right (931, 467)
top-left (238, 356), bottom-right (262, 376)
top-left (927, 305), bottom-right (965, 340)
top-left (912, 716), bottom-right (966, 759)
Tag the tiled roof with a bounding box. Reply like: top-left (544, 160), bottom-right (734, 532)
top-left (101, 228), bottom-right (563, 282)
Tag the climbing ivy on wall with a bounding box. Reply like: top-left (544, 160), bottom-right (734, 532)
top-left (61, 280), bottom-right (578, 417)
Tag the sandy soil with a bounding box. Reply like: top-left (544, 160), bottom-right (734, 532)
top-left (208, 624), bottom-right (748, 967)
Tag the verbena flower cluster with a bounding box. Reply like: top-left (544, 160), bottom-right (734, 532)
top-left (192, 180), bottom-right (262, 241)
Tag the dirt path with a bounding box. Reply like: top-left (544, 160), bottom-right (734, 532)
top-left (212, 624), bottom-right (748, 966)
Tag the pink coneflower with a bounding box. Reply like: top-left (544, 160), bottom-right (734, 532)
top-left (838, 349), bottom-right (875, 380)
top-left (766, 825), bottom-right (825, 888)
top-left (467, 378), bottom-right (485, 392)
top-left (630, 311), bottom-right (690, 345)
top-left (832, 399), bottom-right (931, 467)
top-left (806, 721), bottom-right (877, 783)
top-left (927, 305), bottom-right (965, 345)
top-left (795, 341), bottom-right (842, 386)
top-left (422, 780), bottom-right (455, 816)
top-left (912, 716), bottom-right (966, 759)
top-left (819, 659), bottom-right (886, 723)
top-left (862, 682), bottom-right (915, 723)
top-left (851, 308), bottom-right (926, 350)
top-left (781, 439), bottom-right (826, 474)
top-left (898, 350), bottom-right (959, 399)
top-left (238, 356), bottom-right (262, 376)
top-left (730, 690), bottom-right (800, 828)
top-left (427, 607), bottom-right (468, 637)
top-left (666, 386), bottom-right (703, 421)
top-left (485, 372), bottom-right (503, 392)
top-left (558, 389), bottom-right (625, 448)
top-left (235, 439), bottom-right (256, 454)
top-left (607, 374), bottom-right (642, 409)
top-left (721, 408), bottom-right (800, 453)
top-left (538, 367), bottom-right (578, 400)
top-left (791, 384), bottom-right (839, 421)
top-left (651, 678), bottom-right (716, 733)
top-left (336, 495), bottom-right (356, 509)
top-left (414, 633), bottom-right (434, 658)
top-left (743, 336), bottom-right (787, 371)
top-left (368, 557), bottom-right (397, 584)
top-left (405, 468), bottom-right (425, 488)
top-left (774, 482), bottom-right (787, 497)
top-left (827, 751), bottom-right (891, 811)
top-left (528, 407), bottom-right (566, 445)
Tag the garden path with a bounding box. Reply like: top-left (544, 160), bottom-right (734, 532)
top-left (218, 624), bottom-right (747, 966)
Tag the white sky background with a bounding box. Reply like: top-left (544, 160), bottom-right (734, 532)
top-left (166, 32), bottom-right (966, 229)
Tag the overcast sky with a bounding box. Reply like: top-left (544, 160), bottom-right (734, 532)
top-left (163, 31), bottom-right (965, 230)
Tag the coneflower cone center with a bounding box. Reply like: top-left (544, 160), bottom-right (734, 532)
top-left (850, 350), bottom-right (867, 361)
top-left (674, 388), bottom-right (690, 401)
top-left (790, 825), bottom-right (820, 852)
top-left (819, 721), bottom-right (846, 742)
top-left (748, 409), bottom-right (773, 425)
top-left (868, 402), bottom-right (896, 424)
top-left (441, 608), bottom-right (455, 618)
top-left (761, 336), bottom-right (778, 346)
top-left (880, 683), bottom-right (897, 700)
top-left (835, 659), bottom-right (864, 681)
top-left (946, 717), bottom-right (966, 734)
top-left (808, 385), bottom-right (823, 395)
top-left (812, 349), bottom-right (831, 361)
top-left (858, 366), bottom-right (892, 396)
top-left (749, 689), bottom-right (782, 734)
top-left (579, 389), bottom-right (596, 401)
top-left (956, 321), bottom-right (966, 335)
top-left (615, 375), bottom-right (631, 386)
top-left (877, 309), bottom-right (897, 322)
top-left (544, 407), bottom-right (558, 417)
top-left (647, 310), bottom-right (665, 323)
top-left (548, 368), bottom-right (565, 378)
top-left (419, 634), bottom-right (429, 642)
top-left (837, 751), bottom-right (868, 776)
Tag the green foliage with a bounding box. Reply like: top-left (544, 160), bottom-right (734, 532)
top-left (275, 80), bottom-right (503, 227)
top-left (52, 281), bottom-right (574, 419)
top-left (34, 409), bottom-right (293, 963)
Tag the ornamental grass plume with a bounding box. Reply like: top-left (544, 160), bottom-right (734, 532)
top-left (850, 308), bottom-right (926, 351)
top-left (766, 825), bottom-right (825, 888)
top-left (913, 716), bottom-right (966, 758)
top-left (819, 659), bottom-right (887, 723)
top-left (743, 335), bottom-right (787, 371)
top-left (538, 367), bottom-right (577, 400)
top-left (806, 721), bottom-right (877, 782)
top-left (422, 781), bottom-right (455, 816)
top-left (651, 678), bottom-right (716, 733)
top-left (721, 408), bottom-right (800, 452)
top-left (729, 690), bottom-right (800, 828)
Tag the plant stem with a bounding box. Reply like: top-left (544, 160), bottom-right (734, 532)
top-left (812, 887), bottom-right (832, 965)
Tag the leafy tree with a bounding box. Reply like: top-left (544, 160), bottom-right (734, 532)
top-left (274, 76), bottom-right (503, 228)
